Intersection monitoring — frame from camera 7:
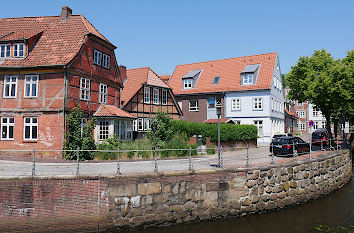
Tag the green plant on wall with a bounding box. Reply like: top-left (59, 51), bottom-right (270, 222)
top-left (64, 107), bottom-right (97, 160)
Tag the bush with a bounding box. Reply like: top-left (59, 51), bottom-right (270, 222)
top-left (207, 145), bottom-right (216, 155)
top-left (170, 120), bottom-right (257, 142)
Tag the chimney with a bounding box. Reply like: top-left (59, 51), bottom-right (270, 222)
top-left (119, 65), bottom-right (127, 82)
top-left (61, 6), bottom-right (72, 21)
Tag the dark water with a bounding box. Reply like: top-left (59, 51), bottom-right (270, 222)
top-left (123, 172), bottom-right (353, 233)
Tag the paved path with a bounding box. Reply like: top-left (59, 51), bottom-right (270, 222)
top-left (0, 146), bottom-right (334, 178)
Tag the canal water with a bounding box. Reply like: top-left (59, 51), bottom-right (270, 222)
top-left (121, 170), bottom-right (353, 233)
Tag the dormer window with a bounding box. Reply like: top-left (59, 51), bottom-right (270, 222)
top-left (183, 79), bottom-right (192, 89)
top-left (0, 44), bottom-right (11, 58)
top-left (13, 43), bottom-right (24, 57)
top-left (240, 64), bottom-right (260, 85)
top-left (212, 76), bottom-right (220, 84)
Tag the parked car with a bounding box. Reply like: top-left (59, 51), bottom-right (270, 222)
top-left (272, 134), bottom-right (287, 139)
top-left (312, 131), bottom-right (329, 146)
top-left (270, 136), bottom-right (310, 156)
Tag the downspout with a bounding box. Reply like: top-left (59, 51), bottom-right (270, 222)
top-left (62, 66), bottom-right (68, 154)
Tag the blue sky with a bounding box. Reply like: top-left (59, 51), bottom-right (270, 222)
top-left (2, 0), bottom-right (353, 75)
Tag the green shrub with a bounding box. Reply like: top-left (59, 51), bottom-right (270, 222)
top-left (170, 120), bottom-right (257, 142)
top-left (207, 145), bottom-right (216, 155)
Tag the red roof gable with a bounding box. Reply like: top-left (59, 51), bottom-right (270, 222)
top-left (159, 75), bottom-right (171, 84)
top-left (169, 52), bottom-right (278, 95)
top-left (122, 67), bottom-right (170, 106)
top-left (0, 14), bottom-right (112, 68)
top-left (93, 104), bottom-right (136, 118)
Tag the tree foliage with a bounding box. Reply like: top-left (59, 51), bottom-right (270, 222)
top-left (287, 49), bottom-right (354, 136)
top-left (147, 111), bottom-right (174, 147)
top-left (64, 107), bottom-right (97, 160)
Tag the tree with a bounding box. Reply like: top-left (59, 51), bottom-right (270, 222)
top-left (281, 73), bottom-right (287, 88)
top-left (147, 111), bottom-right (174, 147)
top-left (64, 107), bottom-right (97, 160)
top-left (287, 49), bottom-right (354, 137)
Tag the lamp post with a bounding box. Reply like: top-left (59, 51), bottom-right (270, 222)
top-left (216, 99), bottom-right (222, 167)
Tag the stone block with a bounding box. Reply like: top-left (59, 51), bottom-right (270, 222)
top-left (204, 191), bottom-right (218, 203)
top-left (265, 201), bottom-right (277, 210)
top-left (258, 186), bottom-right (265, 195)
top-left (130, 195), bottom-right (141, 207)
top-left (170, 204), bottom-right (183, 212)
top-left (230, 188), bottom-right (248, 199)
top-left (230, 176), bottom-right (246, 188)
top-left (229, 200), bottom-right (241, 209)
top-left (265, 186), bottom-right (272, 194)
top-left (267, 169), bottom-right (274, 178)
top-left (172, 183), bottom-right (179, 194)
top-left (183, 201), bottom-right (197, 210)
top-left (250, 186), bottom-right (258, 196)
top-left (138, 183), bottom-right (161, 195)
top-left (280, 168), bottom-right (288, 175)
top-left (246, 180), bottom-right (257, 188)
top-left (179, 181), bottom-right (186, 193)
top-left (255, 202), bottom-right (266, 211)
top-left (289, 180), bottom-right (297, 188)
top-left (115, 196), bottom-right (130, 206)
top-left (283, 182), bottom-right (290, 191)
top-left (252, 195), bottom-right (260, 204)
top-left (162, 184), bottom-right (171, 193)
top-left (241, 198), bottom-right (251, 206)
top-left (110, 184), bottom-right (137, 197)
top-left (281, 175), bottom-right (289, 182)
top-left (277, 191), bottom-right (286, 199)
top-left (154, 193), bottom-right (169, 203)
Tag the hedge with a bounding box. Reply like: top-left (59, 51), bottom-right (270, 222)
top-left (170, 120), bottom-right (257, 142)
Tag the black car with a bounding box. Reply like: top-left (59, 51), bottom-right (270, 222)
top-left (270, 136), bottom-right (310, 156)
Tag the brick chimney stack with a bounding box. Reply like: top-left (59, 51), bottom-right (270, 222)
top-left (119, 65), bottom-right (127, 82)
top-left (61, 6), bottom-right (72, 21)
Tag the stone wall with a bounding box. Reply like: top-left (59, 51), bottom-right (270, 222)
top-left (0, 150), bottom-right (351, 232)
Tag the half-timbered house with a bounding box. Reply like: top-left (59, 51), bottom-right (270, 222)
top-left (121, 67), bottom-right (182, 138)
top-left (0, 6), bottom-right (134, 157)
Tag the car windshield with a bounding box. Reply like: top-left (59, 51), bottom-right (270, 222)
top-left (272, 138), bottom-right (291, 144)
top-left (312, 132), bottom-right (324, 138)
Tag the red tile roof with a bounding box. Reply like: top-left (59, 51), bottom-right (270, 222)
top-left (93, 104), bottom-right (136, 118)
top-left (169, 52), bottom-right (278, 95)
top-left (285, 106), bottom-right (298, 118)
top-left (122, 67), bottom-right (170, 106)
top-left (159, 75), bottom-right (171, 84)
top-left (0, 14), bottom-right (111, 68)
top-left (203, 119), bottom-right (235, 124)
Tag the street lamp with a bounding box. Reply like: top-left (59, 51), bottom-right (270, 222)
top-left (216, 99), bottom-right (222, 167)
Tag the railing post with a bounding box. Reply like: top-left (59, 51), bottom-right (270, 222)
top-left (117, 148), bottom-right (121, 175)
top-left (220, 146), bottom-right (223, 168)
top-left (293, 141), bottom-right (298, 161)
top-left (32, 149), bottom-right (36, 176)
top-left (154, 147), bottom-right (158, 172)
top-left (271, 142), bottom-right (274, 164)
top-left (321, 139), bottom-right (323, 151)
top-left (246, 144), bottom-right (249, 168)
top-left (76, 147), bottom-right (79, 176)
top-left (189, 147), bottom-right (192, 171)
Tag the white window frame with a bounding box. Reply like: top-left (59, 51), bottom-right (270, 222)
top-left (132, 119), bottom-right (137, 131)
top-left (98, 121), bottom-right (109, 140)
top-left (162, 90), bottom-right (167, 105)
top-left (24, 75), bottom-right (39, 98)
top-left (183, 79), bottom-right (192, 89)
top-left (144, 118), bottom-right (150, 131)
top-left (93, 50), bottom-right (102, 65)
top-left (13, 43), bottom-right (25, 58)
top-left (99, 83), bottom-right (108, 104)
top-left (254, 120), bottom-right (263, 137)
top-left (300, 122), bottom-right (306, 130)
top-left (23, 117), bottom-right (38, 141)
top-left (1, 117), bottom-right (14, 140)
top-left (0, 44), bottom-right (11, 58)
top-left (144, 87), bottom-right (150, 103)
top-left (242, 73), bottom-right (254, 85)
top-left (102, 53), bottom-right (110, 69)
top-left (153, 88), bottom-right (159, 105)
top-left (80, 78), bottom-right (90, 101)
top-left (189, 100), bottom-right (199, 112)
top-left (253, 98), bottom-right (263, 110)
top-left (138, 118), bottom-right (144, 131)
top-left (208, 99), bottom-right (215, 109)
top-left (299, 111), bottom-right (305, 118)
top-left (3, 75), bottom-right (17, 98)
top-left (313, 109), bottom-right (318, 117)
top-left (231, 98), bottom-right (240, 111)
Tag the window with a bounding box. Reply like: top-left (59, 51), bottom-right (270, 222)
top-left (254, 120), bottom-right (263, 137)
top-left (162, 90), bottom-right (167, 105)
top-left (3, 76), bottom-right (17, 98)
top-left (80, 78), bottom-right (90, 101)
top-left (99, 121), bottom-right (109, 140)
top-left (24, 117), bottom-right (38, 140)
top-left (234, 120), bottom-right (241, 125)
top-left (183, 79), bottom-right (192, 89)
top-left (138, 118), bottom-right (144, 131)
top-left (189, 100), bottom-right (199, 111)
top-left (313, 109), bottom-right (318, 117)
top-left (208, 99), bottom-right (215, 109)
top-left (24, 75), bottom-right (39, 98)
top-left (298, 102), bottom-right (304, 106)
top-left (132, 119), bottom-right (137, 131)
top-left (231, 98), bottom-right (240, 111)
top-left (321, 121), bottom-right (326, 128)
top-left (1, 117), bottom-right (14, 140)
top-left (0, 44), bottom-right (11, 58)
top-left (253, 98), bottom-right (262, 110)
top-left (93, 50), bottom-right (102, 65)
top-left (102, 54), bottom-right (110, 68)
top-left (300, 122), bottom-right (306, 130)
top-left (299, 111), bottom-right (305, 118)
top-left (99, 83), bottom-right (107, 104)
top-left (13, 43), bottom-right (25, 57)
top-left (144, 87), bottom-right (150, 103)
top-left (144, 118), bottom-right (150, 130)
top-left (212, 76), bottom-right (220, 84)
top-left (314, 121), bottom-right (319, 130)
top-left (242, 73), bottom-right (254, 85)
top-left (153, 88), bottom-right (159, 105)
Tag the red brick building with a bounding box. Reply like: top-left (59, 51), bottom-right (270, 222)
top-left (0, 7), bottom-right (133, 157)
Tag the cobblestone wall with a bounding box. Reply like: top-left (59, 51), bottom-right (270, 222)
top-left (0, 150), bottom-right (351, 232)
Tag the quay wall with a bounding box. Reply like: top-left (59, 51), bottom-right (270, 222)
top-left (0, 150), bottom-right (351, 232)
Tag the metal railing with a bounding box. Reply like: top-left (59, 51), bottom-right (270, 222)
top-left (0, 138), bottom-right (348, 178)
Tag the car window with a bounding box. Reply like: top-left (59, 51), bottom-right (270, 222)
top-left (295, 137), bottom-right (305, 143)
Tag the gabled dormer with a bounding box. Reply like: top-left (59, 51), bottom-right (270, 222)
top-left (240, 64), bottom-right (260, 85)
top-left (182, 69), bottom-right (202, 89)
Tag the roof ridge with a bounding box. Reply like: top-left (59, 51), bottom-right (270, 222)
top-left (101, 104), bottom-right (115, 116)
top-left (0, 15), bottom-right (82, 20)
top-left (175, 52), bottom-right (278, 67)
top-left (126, 67), bottom-right (150, 71)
